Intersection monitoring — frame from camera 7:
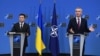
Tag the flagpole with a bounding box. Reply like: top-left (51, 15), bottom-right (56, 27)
top-left (39, 0), bottom-right (42, 56)
top-left (39, 1), bottom-right (42, 56)
top-left (54, 0), bottom-right (56, 4)
top-left (39, 0), bottom-right (42, 4)
top-left (39, 0), bottom-right (42, 54)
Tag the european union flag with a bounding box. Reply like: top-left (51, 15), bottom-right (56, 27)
top-left (49, 3), bottom-right (59, 56)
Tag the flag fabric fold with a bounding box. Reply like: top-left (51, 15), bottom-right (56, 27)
top-left (35, 4), bottom-right (46, 56)
top-left (49, 3), bottom-right (59, 56)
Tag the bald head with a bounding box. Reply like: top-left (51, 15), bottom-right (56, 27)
top-left (75, 7), bottom-right (83, 17)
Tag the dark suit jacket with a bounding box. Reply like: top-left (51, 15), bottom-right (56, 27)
top-left (67, 18), bottom-right (90, 34)
top-left (11, 22), bottom-right (30, 46)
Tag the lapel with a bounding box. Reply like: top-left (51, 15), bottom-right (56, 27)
top-left (22, 23), bottom-right (25, 29)
top-left (18, 23), bottom-right (21, 30)
top-left (80, 19), bottom-right (83, 29)
top-left (74, 18), bottom-right (78, 28)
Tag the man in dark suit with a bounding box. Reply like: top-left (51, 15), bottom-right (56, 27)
top-left (67, 7), bottom-right (94, 34)
top-left (11, 13), bottom-right (30, 56)
top-left (67, 7), bottom-right (94, 56)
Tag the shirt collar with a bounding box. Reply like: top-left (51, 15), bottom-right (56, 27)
top-left (19, 22), bottom-right (24, 25)
top-left (76, 17), bottom-right (81, 20)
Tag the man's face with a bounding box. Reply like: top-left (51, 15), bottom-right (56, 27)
top-left (75, 8), bottom-right (82, 17)
top-left (19, 15), bottom-right (25, 22)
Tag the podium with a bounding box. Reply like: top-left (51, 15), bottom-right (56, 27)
top-left (8, 32), bottom-right (25, 56)
top-left (67, 33), bottom-right (87, 56)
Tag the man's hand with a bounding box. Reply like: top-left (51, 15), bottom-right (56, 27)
top-left (70, 28), bottom-right (74, 34)
top-left (26, 33), bottom-right (29, 36)
top-left (89, 26), bottom-right (95, 32)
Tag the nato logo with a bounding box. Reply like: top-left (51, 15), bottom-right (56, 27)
top-left (13, 36), bottom-right (21, 43)
top-left (74, 36), bottom-right (80, 43)
top-left (50, 25), bottom-right (58, 37)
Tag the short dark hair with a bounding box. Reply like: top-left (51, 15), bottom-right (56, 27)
top-left (19, 13), bottom-right (26, 18)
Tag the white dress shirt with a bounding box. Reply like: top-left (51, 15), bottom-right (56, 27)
top-left (19, 22), bottom-right (24, 28)
top-left (76, 17), bottom-right (81, 25)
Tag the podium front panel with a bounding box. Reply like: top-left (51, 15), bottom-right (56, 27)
top-left (8, 32), bottom-right (25, 56)
top-left (68, 34), bottom-right (86, 56)
top-left (13, 35), bottom-right (21, 48)
top-left (73, 35), bottom-right (80, 49)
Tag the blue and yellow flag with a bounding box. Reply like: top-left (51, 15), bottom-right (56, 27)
top-left (35, 4), bottom-right (46, 56)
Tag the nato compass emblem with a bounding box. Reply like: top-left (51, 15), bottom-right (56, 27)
top-left (50, 25), bottom-right (58, 37)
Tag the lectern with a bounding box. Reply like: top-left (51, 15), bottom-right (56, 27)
top-left (67, 33), bottom-right (87, 56)
top-left (8, 32), bottom-right (25, 56)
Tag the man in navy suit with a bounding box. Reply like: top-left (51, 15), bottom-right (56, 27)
top-left (67, 7), bottom-right (94, 56)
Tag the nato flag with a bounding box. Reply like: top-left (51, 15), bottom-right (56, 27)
top-left (49, 3), bottom-right (59, 56)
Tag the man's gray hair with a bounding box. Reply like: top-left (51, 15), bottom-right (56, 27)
top-left (75, 7), bottom-right (83, 11)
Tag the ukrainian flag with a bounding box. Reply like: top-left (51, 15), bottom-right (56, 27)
top-left (35, 4), bottom-right (46, 56)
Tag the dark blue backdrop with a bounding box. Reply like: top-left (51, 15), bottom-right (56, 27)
top-left (0, 0), bottom-right (100, 55)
